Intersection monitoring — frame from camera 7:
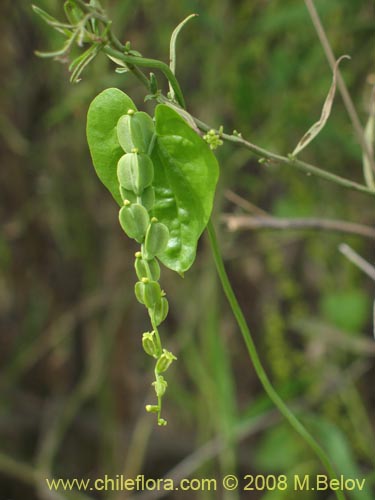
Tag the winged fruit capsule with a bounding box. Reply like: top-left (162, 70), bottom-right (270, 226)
top-left (134, 278), bottom-right (162, 308)
top-left (152, 297), bottom-right (169, 326)
top-left (119, 201), bottom-right (149, 243)
top-left (117, 110), bottom-right (155, 154)
top-left (120, 185), bottom-right (155, 210)
top-left (142, 331), bottom-right (159, 358)
top-left (155, 349), bottom-right (177, 373)
top-left (134, 252), bottom-right (161, 281)
top-left (153, 375), bottom-right (167, 397)
top-left (144, 218), bottom-right (170, 259)
top-left (117, 152), bottom-right (154, 196)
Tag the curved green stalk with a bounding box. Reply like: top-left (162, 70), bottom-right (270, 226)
top-left (207, 219), bottom-right (345, 500)
top-left (103, 46), bottom-right (186, 109)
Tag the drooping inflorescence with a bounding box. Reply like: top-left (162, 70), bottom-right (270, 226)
top-left (116, 109), bottom-right (176, 426)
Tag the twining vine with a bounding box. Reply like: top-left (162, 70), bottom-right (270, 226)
top-left (33, 1), bottom-right (374, 498)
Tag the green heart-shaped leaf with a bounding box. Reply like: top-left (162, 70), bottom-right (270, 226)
top-left (151, 104), bottom-right (219, 273)
top-left (87, 88), bottom-right (137, 205)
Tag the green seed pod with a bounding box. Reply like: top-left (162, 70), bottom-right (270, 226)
top-left (117, 153), bottom-right (154, 196)
top-left (134, 281), bottom-right (145, 305)
top-left (145, 404), bottom-right (159, 413)
top-left (117, 111), bottom-right (155, 154)
top-left (142, 331), bottom-right (159, 358)
top-left (143, 279), bottom-right (162, 308)
top-left (119, 201), bottom-right (149, 243)
top-left (134, 278), bottom-right (162, 308)
top-left (153, 375), bottom-right (167, 397)
top-left (134, 253), bottom-right (160, 281)
top-left (152, 297), bottom-right (169, 326)
top-left (155, 349), bottom-right (177, 374)
top-left (120, 186), bottom-right (155, 211)
top-left (144, 218), bottom-right (170, 259)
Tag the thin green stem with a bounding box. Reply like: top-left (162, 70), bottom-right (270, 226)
top-left (207, 219), bottom-right (345, 500)
top-left (194, 118), bottom-right (375, 198)
top-left (154, 367), bottom-right (163, 424)
top-left (103, 46), bottom-right (185, 108)
top-left (150, 312), bottom-right (162, 356)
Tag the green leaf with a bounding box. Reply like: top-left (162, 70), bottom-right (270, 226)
top-left (308, 416), bottom-right (373, 500)
top-left (87, 88), bottom-right (137, 205)
top-left (169, 14), bottom-right (198, 99)
top-left (151, 104), bottom-right (219, 273)
top-left (320, 288), bottom-right (371, 333)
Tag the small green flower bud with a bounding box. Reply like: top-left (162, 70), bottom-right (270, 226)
top-left (117, 153), bottom-right (154, 196)
top-left (119, 186), bottom-right (155, 211)
top-left (134, 279), bottom-right (162, 308)
top-left (149, 72), bottom-right (159, 95)
top-left (134, 254), bottom-right (161, 281)
top-left (145, 404), bottom-right (159, 413)
top-left (117, 111), bottom-right (155, 154)
top-left (203, 127), bottom-right (224, 150)
top-left (153, 375), bottom-right (167, 397)
top-left (158, 418), bottom-right (167, 426)
top-left (142, 331), bottom-right (159, 358)
top-left (144, 219), bottom-right (170, 259)
top-left (155, 349), bottom-right (177, 374)
top-left (119, 202), bottom-right (149, 243)
top-left (152, 297), bottom-right (169, 326)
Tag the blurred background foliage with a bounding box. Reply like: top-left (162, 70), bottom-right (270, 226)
top-left (0, 0), bottom-right (374, 499)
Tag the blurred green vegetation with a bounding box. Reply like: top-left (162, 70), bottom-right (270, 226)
top-left (0, 1), bottom-right (374, 499)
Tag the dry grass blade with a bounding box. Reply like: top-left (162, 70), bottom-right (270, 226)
top-left (339, 243), bottom-right (375, 281)
top-left (222, 214), bottom-right (375, 240)
top-left (292, 55), bottom-right (350, 156)
top-left (304, 0), bottom-right (375, 174)
top-left (363, 87), bottom-right (375, 190)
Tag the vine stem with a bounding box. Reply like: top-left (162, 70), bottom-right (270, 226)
top-left (62, 1), bottom-right (374, 197)
top-left (193, 118), bottom-right (375, 198)
top-left (102, 29), bottom-right (374, 197)
top-left (206, 219), bottom-right (345, 500)
top-left (103, 46), bottom-right (185, 109)
top-left (105, 35), bottom-right (350, 487)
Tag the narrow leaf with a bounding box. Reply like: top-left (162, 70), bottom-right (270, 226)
top-left (32, 5), bottom-right (63, 25)
top-left (363, 87), bottom-right (375, 190)
top-left (35, 29), bottom-right (80, 59)
top-left (168, 14), bottom-right (198, 98)
top-left (106, 54), bottom-right (129, 68)
top-left (64, 0), bottom-right (84, 25)
top-left (32, 5), bottom-right (74, 35)
top-left (292, 55), bottom-right (350, 156)
top-left (87, 88), bottom-right (137, 205)
top-left (151, 105), bottom-right (219, 273)
top-left (70, 44), bottom-right (100, 83)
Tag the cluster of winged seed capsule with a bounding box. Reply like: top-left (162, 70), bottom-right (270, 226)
top-left (116, 109), bottom-right (176, 426)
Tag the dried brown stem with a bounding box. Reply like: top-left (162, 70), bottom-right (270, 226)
top-left (222, 214), bottom-right (375, 240)
top-left (304, 0), bottom-right (375, 174)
